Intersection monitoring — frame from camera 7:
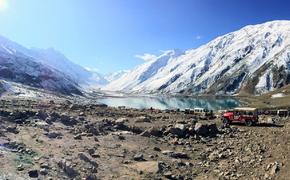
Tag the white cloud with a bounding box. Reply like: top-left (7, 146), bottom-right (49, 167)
top-left (135, 53), bottom-right (157, 61)
top-left (85, 67), bottom-right (99, 72)
top-left (195, 35), bottom-right (202, 40)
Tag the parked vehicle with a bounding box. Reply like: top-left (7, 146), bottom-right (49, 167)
top-left (222, 107), bottom-right (259, 126)
top-left (277, 109), bottom-right (289, 117)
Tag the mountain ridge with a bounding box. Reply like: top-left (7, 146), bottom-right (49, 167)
top-left (104, 20), bottom-right (290, 95)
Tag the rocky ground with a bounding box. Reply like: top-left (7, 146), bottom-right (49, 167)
top-left (0, 96), bottom-right (289, 180)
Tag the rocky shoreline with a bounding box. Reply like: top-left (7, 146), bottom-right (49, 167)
top-left (0, 97), bottom-right (289, 179)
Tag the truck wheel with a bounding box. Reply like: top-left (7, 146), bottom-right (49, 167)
top-left (245, 120), bottom-right (253, 126)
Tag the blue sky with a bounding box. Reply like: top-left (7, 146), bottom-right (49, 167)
top-left (0, 0), bottom-right (289, 74)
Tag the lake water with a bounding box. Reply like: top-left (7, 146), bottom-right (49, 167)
top-left (97, 96), bottom-right (240, 111)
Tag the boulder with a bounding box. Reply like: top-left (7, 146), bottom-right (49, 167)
top-left (46, 131), bottom-right (63, 139)
top-left (59, 114), bottom-right (78, 126)
top-left (140, 127), bottom-right (163, 137)
top-left (129, 161), bottom-right (161, 174)
top-left (135, 116), bottom-right (151, 123)
top-left (194, 123), bottom-right (219, 137)
top-left (6, 125), bottom-right (19, 134)
top-left (28, 170), bottom-right (39, 178)
top-left (58, 160), bottom-right (79, 178)
top-left (168, 124), bottom-right (187, 138)
top-left (208, 123), bottom-right (219, 135)
top-left (133, 153), bottom-right (144, 161)
top-left (194, 123), bottom-right (209, 136)
top-left (162, 150), bottom-right (189, 159)
top-left (115, 118), bottom-right (128, 125)
top-left (79, 152), bottom-right (98, 167)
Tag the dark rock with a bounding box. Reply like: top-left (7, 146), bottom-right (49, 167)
top-left (86, 174), bottom-right (99, 180)
top-left (39, 168), bottom-right (48, 175)
top-left (47, 132), bottom-right (63, 139)
top-left (194, 123), bottom-right (209, 136)
top-left (133, 153), bottom-right (144, 161)
top-left (135, 116), bottom-right (151, 123)
top-left (28, 170), bottom-right (39, 178)
top-left (58, 159), bottom-right (79, 178)
top-left (208, 123), bottom-right (219, 136)
top-left (59, 114), bottom-right (78, 126)
top-left (153, 147), bottom-right (161, 152)
top-left (168, 124), bottom-right (187, 138)
top-left (87, 148), bottom-right (95, 155)
top-left (141, 127), bottom-right (163, 137)
top-left (36, 110), bottom-right (48, 120)
top-left (115, 118), bottom-right (128, 125)
top-left (194, 123), bottom-right (218, 137)
top-left (6, 125), bottom-right (19, 134)
top-left (74, 134), bottom-right (82, 140)
top-left (79, 152), bottom-right (98, 167)
top-left (162, 150), bottom-right (189, 159)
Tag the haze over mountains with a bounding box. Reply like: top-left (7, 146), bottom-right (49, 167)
top-left (1, 20), bottom-right (290, 96)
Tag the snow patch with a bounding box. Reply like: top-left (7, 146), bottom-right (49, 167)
top-left (271, 93), bottom-right (285, 98)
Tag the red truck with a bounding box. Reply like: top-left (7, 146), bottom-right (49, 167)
top-left (222, 107), bottom-right (259, 126)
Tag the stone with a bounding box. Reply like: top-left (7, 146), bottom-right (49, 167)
top-left (28, 170), bottom-right (39, 178)
top-left (58, 159), bottom-right (79, 178)
top-left (135, 116), bottom-right (151, 123)
top-left (170, 152), bottom-right (189, 159)
top-left (129, 161), bottom-right (161, 174)
top-left (35, 121), bottom-right (49, 128)
top-left (208, 123), bottom-right (219, 135)
top-left (87, 148), bottom-right (95, 155)
top-left (39, 168), bottom-right (48, 175)
top-left (208, 151), bottom-right (219, 161)
top-left (153, 147), bottom-right (161, 152)
top-left (40, 163), bottom-right (50, 169)
top-left (140, 127), bottom-right (163, 137)
top-left (269, 162), bottom-right (279, 175)
top-left (74, 134), bottom-right (82, 140)
top-left (133, 153), bottom-right (144, 161)
top-left (6, 125), bottom-right (19, 134)
top-left (36, 111), bottom-right (48, 120)
top-left (86, 174), bottom-right (99, 180)
top-left (194, 123), bottom-right (218, 137)
top-left (194, 123), bottom-right (209, 136)
top-left (69, 104), bottom-right (80, 110)
top-left (168, 124), bottom-right (187, 138)
top-left (79, 152), bottom-right (98, 167)
top-left (60, 114), bottom-right (78, 126)
top-left (163, 171), bottom-right (173, 178)
top-left (17, 164), bottom-right (24, 171)
top-left (162, 150), bottom-right (189, 159)
top-left (47, 132), bottom-right (63, 139)
top-left (115, 118), bottom-right (128, 125)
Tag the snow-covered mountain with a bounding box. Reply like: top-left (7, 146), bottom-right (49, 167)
top-left (104, 20), bottom-right (290, 95)
top-left (0, 36), bottom-right (83, 95)
top-left (29, 48), bottom-right (108, 87)
top-left (0, 35), bottom-right (110, 95)
top-left (104, 49), bottom-right (184, 91)
top-left (105, 70), bottom-right (130, 82)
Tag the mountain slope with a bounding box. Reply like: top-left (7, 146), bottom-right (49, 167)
top-left (103, 49), bottom-right (184, 91)
top-left (105, 70), bottom-right (130, 82)
top-left (29, 48), bottom-right (108, 87)
top-left (0, 37), bottom-right (82, 95)
top-left (104, 20), bottom-right (290, 95)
